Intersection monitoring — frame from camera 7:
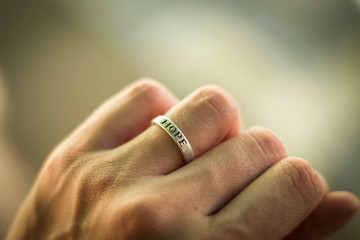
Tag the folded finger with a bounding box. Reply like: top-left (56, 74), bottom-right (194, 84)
top-left (68, 79), bottom-right (178, 150)
top-left (118, 85), bottom-right (242, 175)
top-left (209, 157), bottom-right (327, 240)
top-left (284, 191), bottom-right (360, 240)
top-left (163, 127), bottom-right (287, 215)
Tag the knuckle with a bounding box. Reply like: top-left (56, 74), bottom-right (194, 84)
top-left (248, 127), bottom-right (287, 161)
top-left (194, 85), bottom-right (239, 123)
top-left (127, 78), bottom-right (177, 110)
top-left (129, 78), bottom-right (164, 97)
top-left (279, 157), bottom-right (325, 205)
top-left (41, 145), bottom-right (79, 181)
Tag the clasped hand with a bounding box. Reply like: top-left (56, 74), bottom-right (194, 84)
top-left (7, 79), bottom-right (359, 239)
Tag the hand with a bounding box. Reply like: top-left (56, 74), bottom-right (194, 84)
top-left (7, 79), bottom-right (359, 239)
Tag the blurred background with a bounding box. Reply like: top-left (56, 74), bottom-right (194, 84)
top-left (0, 0), bottom-right (359, 238)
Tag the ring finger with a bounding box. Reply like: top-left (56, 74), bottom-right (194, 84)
top-left (116, 85), bottom-right (242, 176)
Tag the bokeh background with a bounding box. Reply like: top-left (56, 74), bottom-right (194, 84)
top-left (1, 0), bottom-right (359, 238)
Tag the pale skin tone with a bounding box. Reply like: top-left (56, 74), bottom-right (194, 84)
top-left (7, 79), bottom-right (359, 239)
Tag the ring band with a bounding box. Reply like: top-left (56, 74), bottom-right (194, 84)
top-left (152, 115), bottom-right (195, 163)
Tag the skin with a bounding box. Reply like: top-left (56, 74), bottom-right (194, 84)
top-left (6, 79), bottom-right (359, 239)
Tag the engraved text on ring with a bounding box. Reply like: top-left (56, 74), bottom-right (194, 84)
top-left (161, 119), bottom-right (188, 148)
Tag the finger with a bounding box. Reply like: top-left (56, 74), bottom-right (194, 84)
top-left (67, 79), bottom-right (178, 150)
top-left (118, 85), bottom-right (242, 175)
top-left (209, 157), bottom-right (327, 240)
top-left (284, 191), bottom-right (360, 240)
top-left (162, 127), bottom-right (287, 215)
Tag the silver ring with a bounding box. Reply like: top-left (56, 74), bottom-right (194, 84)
top-left (152, 115), bottom-right (194, 163)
